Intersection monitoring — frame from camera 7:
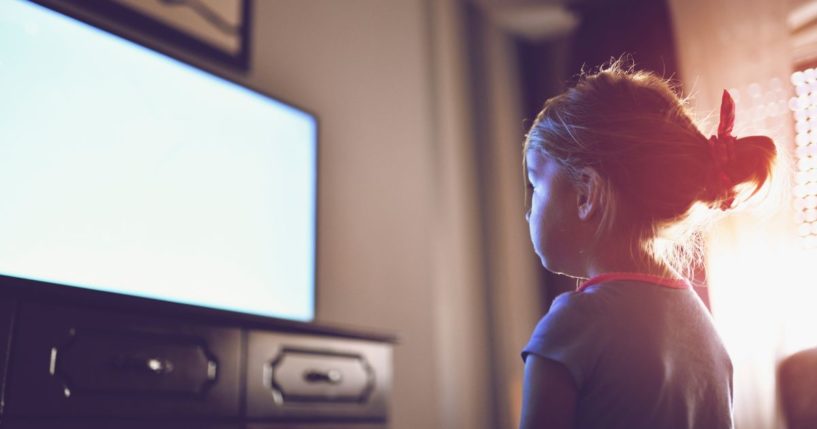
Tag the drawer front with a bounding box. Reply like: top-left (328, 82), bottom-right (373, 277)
top-left (3, 419), bottom-right (241, 429)
top-left (248, 424), bottom-right (387, 429)
top-left (247, 331), bottom-right (391, 420)
top-left (5, 302), bottom-right (241, 417)
top-left (0, 297), bottom-right (17, 410)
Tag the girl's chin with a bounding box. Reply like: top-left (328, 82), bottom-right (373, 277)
top-left (536, 248), bottom-right (577, 276)
top-left (541, 258), bottom-right (581, 279)
top-left (534, 251), bottom-right (548, 268)
top-left (540, 256), bottom-right (560, 274)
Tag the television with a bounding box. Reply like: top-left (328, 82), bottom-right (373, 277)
top-left (0, 0), bottom-right (318, 321)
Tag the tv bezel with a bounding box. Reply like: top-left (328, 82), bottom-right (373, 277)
top-left (10, 0), bottom-right (321, 322)
top-left (30, 0), bottom-right (252, 70)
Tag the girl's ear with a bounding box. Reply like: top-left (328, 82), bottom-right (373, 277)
top-left (575, 167), bottom-right (603, 221)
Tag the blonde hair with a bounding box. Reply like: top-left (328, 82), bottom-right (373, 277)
top-left (523, 58), bottom-right (777, 278)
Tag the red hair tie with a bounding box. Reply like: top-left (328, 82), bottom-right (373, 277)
top-left (708, 90), bottom-right (737, 210)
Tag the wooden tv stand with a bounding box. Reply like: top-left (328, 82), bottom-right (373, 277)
top-left (0, 275), bottom-right (393, 429)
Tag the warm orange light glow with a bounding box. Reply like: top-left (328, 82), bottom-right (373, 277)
top-left (710, 75), bottom-right (814, 348)
top-left (710, 228), bottom-right (817, 352)
top-left (703, 76), bottom-right (814, 427)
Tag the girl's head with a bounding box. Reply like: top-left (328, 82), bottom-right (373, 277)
top-left (524, 59), bottom-right (777, 278)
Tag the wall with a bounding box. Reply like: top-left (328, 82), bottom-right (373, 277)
top-left (56, 0), bottom-right (499, 426)
top-left (243, 1), bottom-right (490, 428)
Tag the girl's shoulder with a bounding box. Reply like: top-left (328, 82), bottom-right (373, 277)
top-left (543, 289), bottom-right (610, 325)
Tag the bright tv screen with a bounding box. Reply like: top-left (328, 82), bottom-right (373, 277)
top-left (0, 0), bottom-right (317, 321)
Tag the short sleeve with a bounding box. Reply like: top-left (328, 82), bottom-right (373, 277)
top-left (521, 291), bottom-right (605, 389)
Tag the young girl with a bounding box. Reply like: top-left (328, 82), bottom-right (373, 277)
top-left (519, 61), bottom-right (777, 429)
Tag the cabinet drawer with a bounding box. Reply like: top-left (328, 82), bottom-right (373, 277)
top-left (246, 331), bottom-right (391, 420)
top-left (3, 419), bottom-right (241, 429)
top-left (248, 424), bottom-right (386, 429)
top-left (0, 297), bottom-right (16, 403)
top-left (4, 302), bottom-right (241, 417)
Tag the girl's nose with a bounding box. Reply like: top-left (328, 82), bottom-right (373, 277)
top-left (525, 210), bottom-right (531, 222)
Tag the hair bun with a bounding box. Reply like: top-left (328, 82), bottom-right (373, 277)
top-left (706, 134), bottom-right (776, 211)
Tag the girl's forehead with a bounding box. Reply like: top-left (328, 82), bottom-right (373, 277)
top-left (525, 149), bottom-right (558, 173)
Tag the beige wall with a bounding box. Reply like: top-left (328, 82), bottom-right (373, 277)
top-left (245, 1), bottom-right (479, 428)
top-left (242, 2), bottom-right (545, 427)
top-left (64, 0), bottom-right (503, 426)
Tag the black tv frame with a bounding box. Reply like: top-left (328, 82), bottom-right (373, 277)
top-left (31, 0), bottom-right (253, 71)
top-left (10, 0), bottom-right (322, 322)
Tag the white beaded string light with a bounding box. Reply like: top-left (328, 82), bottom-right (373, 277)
top-left (790, 68), bottom-right (817, 249)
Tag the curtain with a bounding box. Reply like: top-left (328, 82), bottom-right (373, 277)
top-left (669, 0), bottom-right (817, 428)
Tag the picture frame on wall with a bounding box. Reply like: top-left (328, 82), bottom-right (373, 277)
top-left (30, 0), bottom-right (252, 71)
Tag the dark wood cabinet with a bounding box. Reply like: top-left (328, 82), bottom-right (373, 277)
top-left (0, 275), bottom-right (393, 429)
top-left (246, 331), bottom-right (389, 421)
top-left (5, 301), bottom-right (242, 417)
top-left (2, 420), bottom-right (242, 429)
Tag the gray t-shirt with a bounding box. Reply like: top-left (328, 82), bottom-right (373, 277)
top-left (522, 280), bottom-right (733, 429)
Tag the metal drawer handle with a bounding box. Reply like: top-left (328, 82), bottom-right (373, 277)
top-left (146, 357), bottom-right (173, 374)
top-left (111, 355), bottom-right (175, 375)
top-left (303, 368), bottom-right (343, 385)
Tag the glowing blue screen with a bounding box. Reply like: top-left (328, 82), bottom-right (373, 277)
top-left (0, 0), bottom-right (317, 321)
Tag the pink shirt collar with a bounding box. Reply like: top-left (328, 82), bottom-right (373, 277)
top-left (577, 271), bottom-right (692, 293)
